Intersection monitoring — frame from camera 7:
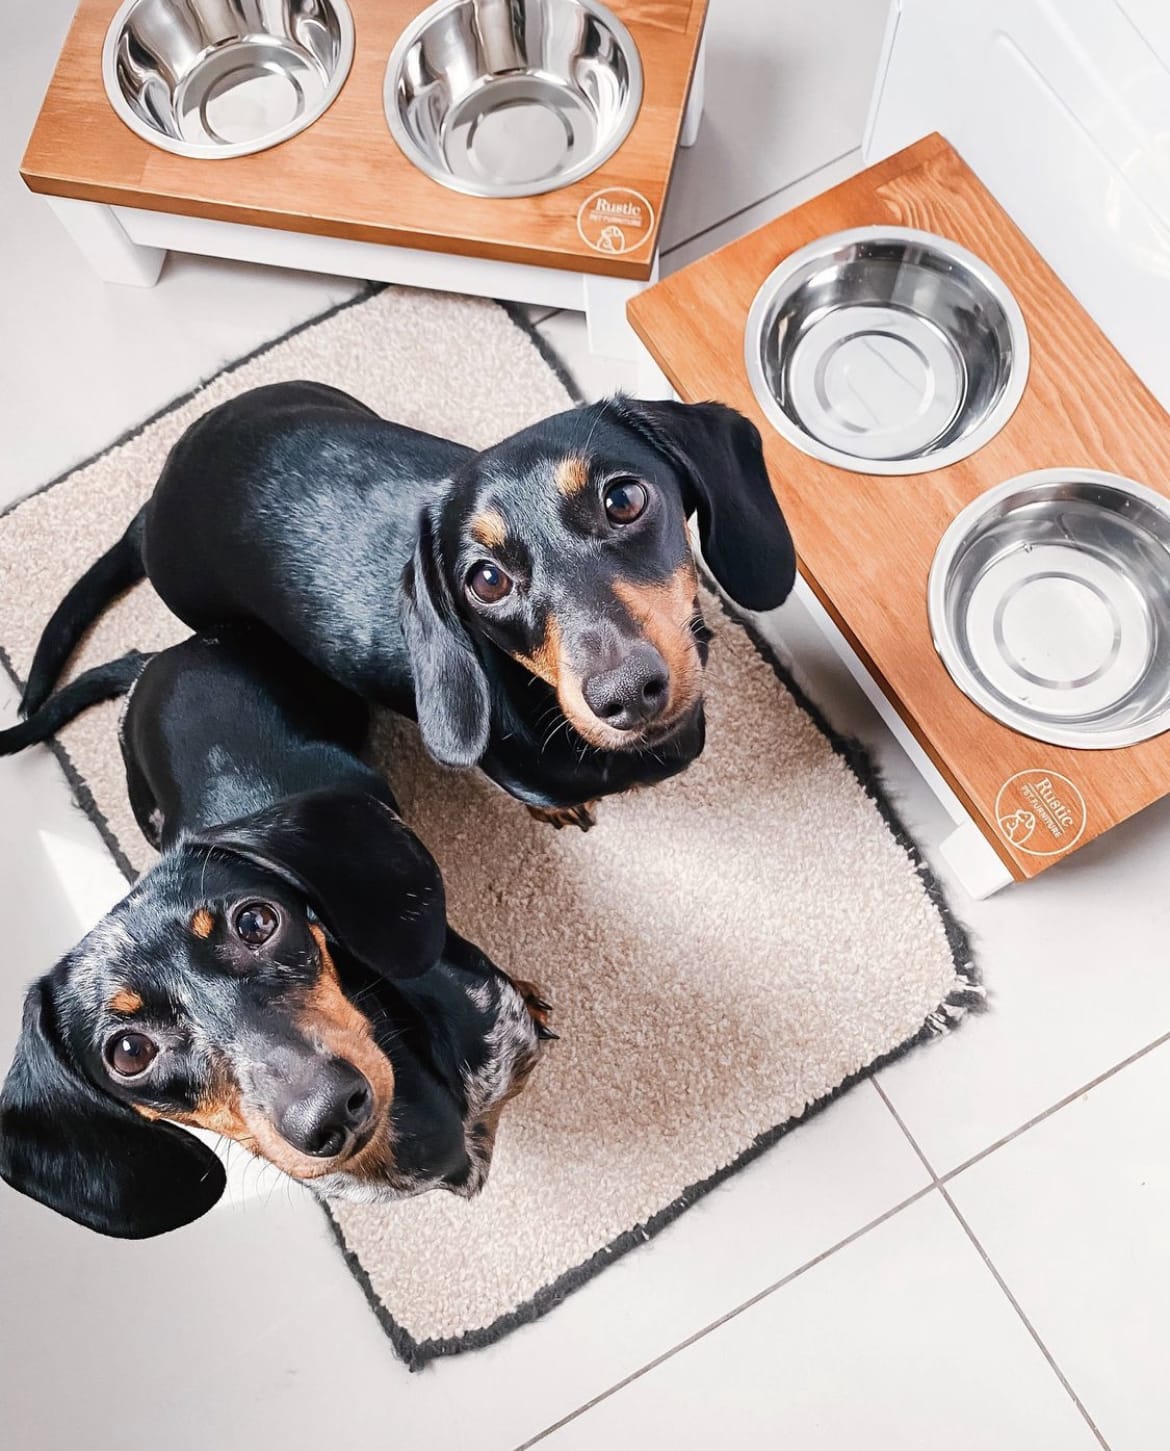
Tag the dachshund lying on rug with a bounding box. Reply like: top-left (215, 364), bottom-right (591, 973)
top-left (19, 384), bottom-right (796, 827)
top-left (0, 633), bottom-right (551, 1237)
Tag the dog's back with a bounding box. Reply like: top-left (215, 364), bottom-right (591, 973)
top-left (3, 629), bottom-right (378, 849)
top-left (141, 383), bottom-right (465, 703)
top-left (120, 632), bottom-right (375, 846)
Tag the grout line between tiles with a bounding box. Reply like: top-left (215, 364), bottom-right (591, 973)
top-left (871, 1080), bottom-right (1113, 1451)
top-left (935, 1028), bottom-right (1170, 1185)
top-left (513, 1175), bottom-right (937, 1450)
top-left (660, 146), bottom-right (860, 261)
top-left (939, 1185), bottom-right (1113, 1450)
top-left (868, 1076), bottom-right (938, 1180)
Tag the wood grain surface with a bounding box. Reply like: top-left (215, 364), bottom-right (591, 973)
top-left (629, 135), bottom-right (1170, 880)
top-left (22, 0), bottom-right (707, 280)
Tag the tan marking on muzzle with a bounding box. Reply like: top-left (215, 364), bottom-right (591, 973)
top-left (166, 925), bottom-right (398, 1184)
top-left (238, 926), bottom-right (398, 1181)
top-left (108, 988), bottom-right (143, 1016)
top-left (170, 1070), bottom-right (251, 1142)
top-left (470, 508), bottom-right (507, 550)
top-left (555, 455), bottom-right (590, 496)
top-left (190, 908), bottom-right (215, 939)
top-left (614, 561), bottom-right (704, 719)
top-left (515, 613), bottom-right (562, 691)
top-left (528, 562), bottom-right (705, 751)
top-left (518, 616), bottom-right (641, 756)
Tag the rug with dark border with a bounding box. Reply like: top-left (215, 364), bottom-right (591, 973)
top-left (0, 283), bottom-right (981, 1370)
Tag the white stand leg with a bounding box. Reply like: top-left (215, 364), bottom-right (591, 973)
top-left (584, 269), bottom-right (674, 395)
top-left (46, 197), bottom-right (166, 287)
top-left (582, 265), bottom-right (656, 362)
top-left (680, 30), bottom-right (707, 148)
top-left (939, 821), bottom-right (1014, 901)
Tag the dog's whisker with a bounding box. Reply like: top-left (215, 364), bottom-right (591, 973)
top-left (540, 715), bottom-right (573, 755)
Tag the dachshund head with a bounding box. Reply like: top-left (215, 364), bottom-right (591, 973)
top-left (399, 397), bottom-right (796, 767)
top-left (0, 789), bottom-right (543, 1237)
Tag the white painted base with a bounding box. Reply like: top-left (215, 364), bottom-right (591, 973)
top-left (939, 821), bottom-right (1014, 902)
top-left (44, 196), bottom-right (672, 379)
top-left (46, 195), bottom-right (165, 287)
top-left (633, 349), bottom-right (674, 399)
top-left (41, 196), bottom-right (666, 378)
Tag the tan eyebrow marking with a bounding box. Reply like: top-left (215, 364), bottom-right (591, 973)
top-left (190, 908), bottom-right (215, 939)
top-left (555, 456), bottom-right (590, 496)
top-left (109, 988), bottom-right (143, 1016)
top-left (470, 509), bottom-right (507, 549)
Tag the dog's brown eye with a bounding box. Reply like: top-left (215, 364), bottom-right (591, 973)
top-left (234, 901), bottom-right (279, 946)
top-left (107, 1032), bottom-right (158, 1078)
top-left (467, 561), bottom-right (512, 604)
top-left (604, 479), bottom-right (648, 524)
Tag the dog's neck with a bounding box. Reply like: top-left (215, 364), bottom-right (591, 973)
top-left (167, 744), bottom-right (386, 846)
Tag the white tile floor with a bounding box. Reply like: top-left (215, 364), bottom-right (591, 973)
top-left (2, 3), bottom-right (1168, 1449)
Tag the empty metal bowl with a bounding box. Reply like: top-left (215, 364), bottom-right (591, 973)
top-left (102, 0), bottom-right (355, 160)
top-left (383, 0), bottom-right (643, 198)
top-left (744, 227), bottom-right (1029, 475)
top-left (929, 470), bottom-right (1170, 749)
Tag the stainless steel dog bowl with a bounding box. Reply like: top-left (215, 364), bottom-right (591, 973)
top-left (929, 470), bottom-right (1170, 749)
top-left (102, 0), bottom-right (355, 160)
top-left (744, 227), bottom-right (1029, 475)
top-left (383, 0), bottom-right (643, 198)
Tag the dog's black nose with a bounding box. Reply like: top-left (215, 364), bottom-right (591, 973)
top-left (273, 1058), bottom-right (375, 1159)
top-left (582, 644), bottom-right (670, 731)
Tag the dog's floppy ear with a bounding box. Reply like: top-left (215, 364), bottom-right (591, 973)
top-left (614, 397), bottom-right (796, 612)
top-left (0, 979), bottom-right (226, 1238)
top-left (196, 788), bottom-right (447, 980)
top-left (400, 508), bottom-right (491, 768)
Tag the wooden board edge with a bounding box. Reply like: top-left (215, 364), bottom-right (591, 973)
top-left (17, 165), bottom-right (659, 281)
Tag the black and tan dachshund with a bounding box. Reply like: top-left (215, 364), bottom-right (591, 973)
top-left (19, 383), bottom-right (796, 827)
top-left (0, 633), bottom-right (551, 1238)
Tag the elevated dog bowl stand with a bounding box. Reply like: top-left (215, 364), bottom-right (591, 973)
top-left (22, 0), bottom-right (707, 376)
top-left (628, 135), bottom-right (1170, 897)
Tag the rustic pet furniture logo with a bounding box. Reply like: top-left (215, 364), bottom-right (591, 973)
top-left (577, 188), bottom-right (655, 254)
top-left (994, 770), bottom-right (1088, 857)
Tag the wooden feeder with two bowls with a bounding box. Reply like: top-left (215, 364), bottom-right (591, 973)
top-left (630, 135), bottom-right (1170, 895)
top-left (22, 0), bottom-right (708, 367)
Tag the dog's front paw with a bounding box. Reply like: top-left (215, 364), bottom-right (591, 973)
top-left (513, 980), bottom-right (559, 1041)
top-left (526, 800), bottom-right (598, 831)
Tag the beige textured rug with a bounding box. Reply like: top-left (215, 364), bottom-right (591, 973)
top-left (0, 287), bottom-right (978, 1368)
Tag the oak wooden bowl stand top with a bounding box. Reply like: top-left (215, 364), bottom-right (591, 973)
top-left (22, 0), bottom-right (708, 363)
top-left (629, 135), bottom-right (1170, 886)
